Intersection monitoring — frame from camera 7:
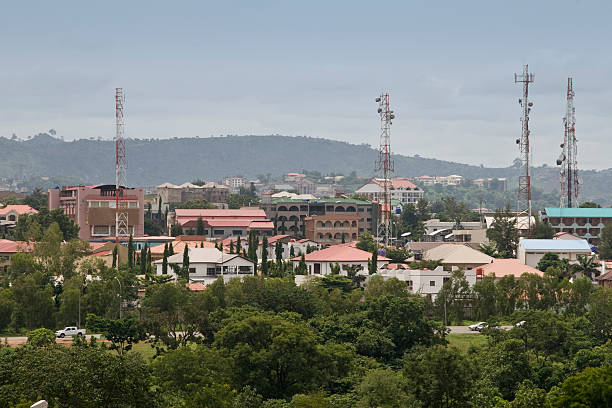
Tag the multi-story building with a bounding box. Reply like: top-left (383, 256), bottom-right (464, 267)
top-left (48, 185), bottom-right (145, 241)
top-left (171, 208), bottom-right (273, 238)
top-left (414, 174), bottom-right (464, 187)
top-left (260, 197), bottom-right (376, 237)
top-left (305, 214), bottom-right (359, 244)
top-left (355, 178), bottom-right (423, 206)
top-left (222, 177), bottom-right (248, 193)
top-left (154, 182), bottom-right (229, 212)
top-left (540, 207), bottom-right (612, 245)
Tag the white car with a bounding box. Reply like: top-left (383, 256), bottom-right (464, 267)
top-left (515, 320), bottom-right (526, 328)
top-left (55, 326), bottom-right (86, 338)
top-left (468, 322), bottom-right (488, 331)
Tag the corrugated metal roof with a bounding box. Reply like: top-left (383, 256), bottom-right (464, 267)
top-left (544, 207), bottom-right (612, 218)
top-left (293, 245), bottom-right (390, 262)
top-left (519, 239), bottom-right (591, 251)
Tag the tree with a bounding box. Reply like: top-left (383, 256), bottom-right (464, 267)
top-left (356, 232), bottom-right (377, 252)
top-left (181, 245), bottom-right (190, 279)
top-left (548, 365), bottom-right (612, 408)
top-left (236, 235), bottom-right (242, 253)
top-left (162, 242), bottom-right (169, 274)
top-left (579, 201), bottom-right (601, 208)
top-left (385, 247), bottom-right (410, 264)
top-left (230, 239), bottom-right (235, 254)
top-left (22, 188), bottom-right (48, 211)
top-left (13, 208), bottom-right (79, 241)
top-left (171, 223), bottom-right (183, 237)
top-left (586, 287), bottom-right (612, 344)
top-left (532, 218), bottom-right (554, 239)
top-left (572, 255), bottom-right (599, 280)
top-left (26, 328), bottom-right (56, 347)
top-left (0, 289), bottom-right (15, 330)
top-left (261, 236), bottom-right (269, 276)
top-left (112, 245), bottom-right (118, 269)
top-left (11, 273), bottom-right (55, 329)
top-left (275, 241), bottom-right (283, 264)
top-left (85, 314), bottom-right (147, 355)
top-left (358, 368), bottom-right (419, 408)
top-left (196, 216), bottom-right (205, 235)
top-left (599, 223), bottom-right (612, 259)
top-left (140, 243), bottom-right (148, 276)
top-left (368, 249), bottom-right (378, 275)
top-left (296, 254), bottom-right (307, 275)
top-left (343, 264), bottom-right (365, 287)
top-left (486, 207), bottom-right (519, 257)
top-left (127, 234), bottom-right (134, 268)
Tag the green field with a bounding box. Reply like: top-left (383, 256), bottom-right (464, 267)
top-left (446, 333), bottom-right (488, 353)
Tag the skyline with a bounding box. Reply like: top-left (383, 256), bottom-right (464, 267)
top-left (1, 1), bottom-right (612, 169)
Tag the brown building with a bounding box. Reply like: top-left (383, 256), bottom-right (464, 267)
top-left (48, 185), bottom-right (145, 241)
top-left (305, 213), bottom-right (359, 245)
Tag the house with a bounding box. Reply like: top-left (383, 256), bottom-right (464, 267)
top-left (475, 258), bottom-right (543, 281)
top-left (149, 236), bottom-right (216, 261)
top-left (0, 204), bottom-right (38, 235)
top-left (305, 214), bottom-right (359, 244)
top-left (171, 208), bottom-right (273, 238)
top-left (255, 234), bottom-right (291, 259)
top-left (0, 239), bottom-right (34, 275)
top-left (222, 177), bottom-right (248, 194)
top-left (517, 239), bottom-right (592, 268)
top-left (292, 244), bottom-right (389, 276)
top-left (154, 182), bottom-right (229, 213)
top-left (288, 238), bottom-right (321, 257)
top-left (595, 270), bottom-right (612, 287)
top-left (377, 265), bottom-right (476, 301)
top-left (422, 243), bottom-right (494, 270)
top-left (540, 207), bottom-right (612, 245)
top-left (154, 247), bottom-right (254, 284)
top-left (48, 184), bottom-right (145, 241)
top-left (355, 178), bottom-right (424, 206)
top-left (423, 219), bottom-right (484, 242)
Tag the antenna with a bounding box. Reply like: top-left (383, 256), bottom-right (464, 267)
top-left (514, 65), bottom-right (534, 235)
top-left (115, 88), bottom-right (129, 242)
top-left (558, 78), bottom-right (578, 208)
top-left (375, 92), bottom-right (395, 246)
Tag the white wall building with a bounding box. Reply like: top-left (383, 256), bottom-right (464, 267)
top-left (356, 178), bottom-right (424, 206)
top-left (377, 266), bottom-right (476, 300)
top-left (517, 239), bottom-right (592, 268)
top-left (292, 244), bottom-right (389, 276)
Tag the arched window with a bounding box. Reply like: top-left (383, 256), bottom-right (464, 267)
top-left (289, 206), bottom-right (299, 211)
top-left (324, 221), bottom-right (332, 228)
top-left (317, 221), bottom-right (324, 228)
top-left (278, 206), bottom-right (288, 212)
top-left (335, 206), bottom-right (345, 212)
top-left (326, 233), bottom-right (333, 239)
top-left (346, 206), bottom-right (356, 212)
top-left (342, 221), bottom-right (350, 228)
top-left (278, 216), bottom-right (287, 221)
top-left (333, 221), bottom-right (342, 228)
top-left (351, 233), bottom-right (357, 239)
top-left (318, 233), bottom-right (324, 239)
top-left (289, 215), bottom-right (298, 221)
top-left (334, 233), bottom-right (342, 240)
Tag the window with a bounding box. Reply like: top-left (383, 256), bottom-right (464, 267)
top-left (443, 277), bottom-right (450, 284)
top-left (232, 230), bottom-right (243, 235)
top-left (358, 208), bottom-right (364, 212)
top-left (239, 266), bottom-right (252, 273)
top-left (128, 201), bottom-right (139, 208)
top-left (207, 267), bottom-right (216, 276)
top-left (213, 229), bottom-right (224, 235)
top-left (92, 225), bottom-right (111, 236)
top-left (429, 280), bottom-right (436, 287)
top-left (189, 268), bottom-right (196, 274)
top-left (407, 280), bottom-right (413, 287)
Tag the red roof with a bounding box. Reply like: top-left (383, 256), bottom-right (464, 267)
top-left (261, 234), bottom-right (289, 245)
top-left (187, 282), bottom-right (206, 291)
top-left (0, 205), bottom-right (38, 216)
top-left (0, 239), bottom-right (34, 253)
top-left (175, 209), bottom-right (266, 218)
top-left (248, 221), bottom-right (274, 229)
top-left (476, 258), bottom-right (543, 278)
top-left (293, 245), bottom-right (390, 262)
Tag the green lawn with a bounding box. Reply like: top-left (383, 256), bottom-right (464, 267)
top-left (446, 333), bottom-right (488, 353)
top-left (128, 341), bottom-right (157, 360)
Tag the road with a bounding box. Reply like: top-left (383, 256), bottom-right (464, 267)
top-left (448, 325), bottom-right (512, 334)
top-left (1, 334), bottom-right (101, 345)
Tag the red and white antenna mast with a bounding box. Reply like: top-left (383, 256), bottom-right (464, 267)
top-left (115, 88), bottom-right (129, 242)
top-left (557, 78), bottom-right (578, 208)
top-left (375, 92), bottom-right (395, 246)
top-left (514, 65), bottom-right (534, 235)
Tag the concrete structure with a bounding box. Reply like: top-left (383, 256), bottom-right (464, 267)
top-left (0, 205), bottom-right (38, 234)
top-left (172, 208), bottom-right (273, 238)
top-left (155, 247), bottom-right (254, 284)
top-left (541, 207), bottom-right (612, 245)
top-left (287, 238), bottom-right (321, 257)
top-left (517, 238), bottom-right (592, 267)
top-left (413, 174), bottom-right (464, 187)
top-left (222, 177), bottom-right (248, 193)
top-left (292, 244), bottom-right (389, 276)
top-left (475, 258), bottom-right (543, 280)
top-left (423, 219), bottom-right (484, 242)
top-left (305, 213), bottom-right (359, 245)
top-left (423, 243), bottom-right (493, 270)
top-left (356, 178), bottom-right (424, 206)
top-left (154, 182), bottom-right (229, 213)
top-left (48, 185), bottom-right (145, 241)
top-left (377, 265), bottom-right (476, 301)
top-left (261, 197), bottom-right (375, 237)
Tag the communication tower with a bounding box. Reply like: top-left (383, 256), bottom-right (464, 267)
top-left (514, 65), bottom-right (534, 235)
top-left (115, 88), bottom-right (129, 242)
top-left (557, 78), bottom-right (578, 207)
top-left (375, 93), bottom-right (395, 246)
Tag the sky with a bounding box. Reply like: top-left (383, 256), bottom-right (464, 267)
top-left (1, 1), bottom-right (612, 170)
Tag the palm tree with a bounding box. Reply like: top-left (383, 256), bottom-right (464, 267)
top-left (572, 255), bottom-right (600, 280)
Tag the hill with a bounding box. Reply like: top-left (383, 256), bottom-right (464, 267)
top-left (1, 134), bottom-right (611, 204)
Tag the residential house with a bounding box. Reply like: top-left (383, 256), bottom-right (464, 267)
top-left (422, 243), bottom-right (493, 270)
top-left (0, 205), bottom-right (38, 235)
top-left (292, 244), bottom-right (389, 276)
top-left (0, 239), bottom-right (34, 275)
top-left (48, 184), bottom-right (145, 241)
top-left (171, 208), bottom-right (273, 238)
top-left (154, 247), bottom-right (254, 284)
top-left (517, 239), bottom-right (592, 268)
top-left (475, 258), bottom-right (543, 281)
top-left (355, 178), bottom-right (424, 206)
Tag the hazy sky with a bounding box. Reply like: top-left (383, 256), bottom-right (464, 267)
top-left (1, 1), bottom-right (611, 169)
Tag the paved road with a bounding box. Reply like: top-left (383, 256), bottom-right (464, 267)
top-left (1, 334), bottom-right (101, 344)
top-left (448, 325), bottom-right (512, 334)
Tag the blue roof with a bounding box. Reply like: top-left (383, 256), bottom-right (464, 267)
top-left (520, 239), bottom-right (591, 251)
top-left (544, 207), bottom-right (612, 218)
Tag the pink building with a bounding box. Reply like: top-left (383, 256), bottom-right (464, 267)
top-left (48, 185), bottom-right (145, 241)
top-left (172, 208), bottom-right (273, 238)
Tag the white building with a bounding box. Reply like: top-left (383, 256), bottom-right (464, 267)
top-left (222, 177), bottom-right (248, 193)
top-left (356, 178), bottom-right (423, 206)
top-left (517, 239), bottom-right (592, 268)
top-left (377, 265), bottom-right (476, 301)
top-left (154, 247), bottom-right (254, 284)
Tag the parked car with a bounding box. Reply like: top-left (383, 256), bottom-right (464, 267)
top-left (468, 322), bottom-right (488, 331)
top-left (515, 320), bottom-right (526, 328)
top-left (55, 326), bottom-right (86, 338)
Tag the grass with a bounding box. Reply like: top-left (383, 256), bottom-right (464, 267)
top-left (129, 341), bottom-right (157, 360)
top-left (446, 333), bottom-right (488, 353)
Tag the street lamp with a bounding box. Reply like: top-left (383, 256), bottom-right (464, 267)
top-left (114, 277), bottom-right (122, 319)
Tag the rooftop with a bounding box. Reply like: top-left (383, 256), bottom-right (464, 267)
top-left (0, 205), bottom-right (38, 216)
top-left (423, 243), bottom-right (493, 264)
top-left (544, 207), bottom-right (612, 218)
top-left (519, 239), bottom-right (592, 251)
top-left (155, 247), bottom-right (252, 264)
top-left (476, 258), bottom-right (543, 278)
top-left (293, 244), bottom-right (390, 262)
top-left (270, 197), bottom-right (371, 205)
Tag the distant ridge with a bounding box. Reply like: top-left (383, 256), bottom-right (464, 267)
top-left (1, 134), bottom-right (611, 203)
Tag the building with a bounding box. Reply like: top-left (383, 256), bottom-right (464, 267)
top-left (261, 197), bottom-right (375, 237)
top-left (171, 208), bottom-right (273, 238)
top-left (422, 243), bottom-right (494, 270)
top-left (517, 238), bottom-right (592, 268)
top-left (292, 244), bottom-right (389, 275)
top-left (473, 178), bottom-right (507, 191)
top-left (355, 178), bottom-right (424, 206)
top-left (284, 173), bottom-right (306, 182)
top-left (414, 174), bottom-right (464, 187)
top-left (423, 219), bottom-right (484, 242)
top-left (0, 205), bottom-right (38, 234)
top-left (475, 258), bottom-right (543, 281)
top-left (154, 247), bottom-right (254, 284)
top-left (287, 238), bottom-right (321, 257)
top-left (149, 236), bottom-right (216, 260)
top-left (222, 177), bottom-right (248, 193)
top-left (48, 185), bottom-right (145, 241)
top-left (305, 214), bottom-right (359, 245)
top-left (377, 265), bottom-right (476, 301)
top-left (154, 182), bottom-right (230, 213)
top-left (484, 216), bottom-right (535, 238)
top-left (0, 239), bottom-right (33, 275)
top-left (540, 207), bottom-right (612, 245)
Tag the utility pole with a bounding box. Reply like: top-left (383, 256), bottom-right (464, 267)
top-left (557, 78), bottom-right (578, 207)
top-left (375, 93), bottom-right (395, 246)
top-left (514, 65), bottom-right (534, 235)
top-left (115, 88), bottom-right (129, 242)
